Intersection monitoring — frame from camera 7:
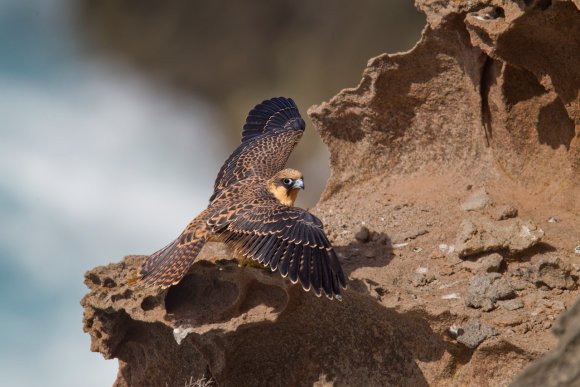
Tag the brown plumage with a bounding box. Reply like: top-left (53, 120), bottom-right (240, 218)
top-left (139, 97), bottom-right (347, 299)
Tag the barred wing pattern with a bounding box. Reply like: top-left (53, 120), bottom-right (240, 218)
top-left (210, 97), bottom-right (305, 202)
top-left (139, 96), bottom-right (348, 300)
top-left (209, 198), bottom-right (347, 299)
top-left (140, 210), bottom-right (210, 288)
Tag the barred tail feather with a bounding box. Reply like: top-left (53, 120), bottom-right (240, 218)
top-left (140, 235), bottom-right (206, 289)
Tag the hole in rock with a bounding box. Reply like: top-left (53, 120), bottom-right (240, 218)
top-left (141, 296), bottom-right (158, 311)
top-left (165, 272), bottom-right (240, 324)
top-left (502, 65), bottom-right (546, 106)
top-left (239, 280), bottom-right (288, 315)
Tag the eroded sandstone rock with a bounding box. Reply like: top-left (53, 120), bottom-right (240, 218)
top-left (82, 256), bottom-right (432, 386)
top-left (455, 318), bottom-right (498, 349)
top-left (465, 273), bottom-right (516, 311)
top-left (532, 256), bottom-right (577, 290)
top-left (511, 298), bottom-right (580, 387)
top-left (82, 1), bottom-right (580, 385)
top-left (462, 252), bottom-right (504, 273)
top-left (455, 218), bottom-right (544, 258)
top-left (461, 188), bottom-right (493, 212)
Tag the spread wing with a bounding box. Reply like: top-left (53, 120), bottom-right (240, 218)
top-left (208, 198), bottom-right (347, 299)
top-left (139, 209), bottom-right (211, 288)
top-left (139, 235), bottom-right (205, 288)
top-left (209, 97), bottom-right (305, 202)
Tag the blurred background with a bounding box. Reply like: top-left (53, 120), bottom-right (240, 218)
top-left (0, 0), bottom-right (423, 385)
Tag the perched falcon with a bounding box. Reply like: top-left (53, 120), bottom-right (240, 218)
top-left (139, 97), bottom-right (347, 299)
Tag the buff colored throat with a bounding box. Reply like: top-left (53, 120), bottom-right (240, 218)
top-left (268, 184), bottom-right (300, 206)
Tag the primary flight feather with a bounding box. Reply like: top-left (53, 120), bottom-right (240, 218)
top-left (139, 97), bottom-right (347, 299)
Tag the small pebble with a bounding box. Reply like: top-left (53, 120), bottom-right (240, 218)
top-left (355, 226), bottom-right (370, 243)
top-left (461, 188), bottom-right (492, 212)
top-left (575, 245), bottom-right (580, 254)
top-left (393, 242), bottom-right (408, 248)
top-left (471, 8), bottom-right (502, 21)
top-left (448, 325), bottom-right (461, 338)
top-left (492, 204), bottom-right (518, 220)
top-left (497, 298), bottom-right (524, 311)
top-left (455, 318), bottom-right (497, 348)
top-left (412, 272), bottom-right (435, 287)
top-left (548, 217), bottom-right (558, 223)
top-left (438, 244), bottom-right (455, 254)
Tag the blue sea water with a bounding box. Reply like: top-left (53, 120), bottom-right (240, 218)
top-left (0, 1), bottom-right (225, 385)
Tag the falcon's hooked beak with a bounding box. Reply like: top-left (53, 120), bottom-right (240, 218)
top-left (292, 178), bottom-right (305, 190)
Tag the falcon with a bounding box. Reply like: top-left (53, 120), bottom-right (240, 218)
top-left (139, 97), bottom-right (347, 299)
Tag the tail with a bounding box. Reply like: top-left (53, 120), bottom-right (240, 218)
top-left (139, 212), bottom-right (209, 289)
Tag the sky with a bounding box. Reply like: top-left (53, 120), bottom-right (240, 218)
top-left (0, 0), bottom-right (227, 385)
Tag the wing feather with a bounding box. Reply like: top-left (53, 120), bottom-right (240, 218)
top-left (311, 247), bottom-right (322, 296)
top-left (289, 243), bottom-right (302, 283)
top-left (256, 237), bottom-right (277, 264)
top-left (250, 235), bottom-right (270, 259)
top-left (319, 250), bottom-right (332, 297)
top-left (242, 97), bottom-right (304, 143)
top-left (245, 235), bottom-right (262, 257)
top-left (140, 234), bottom-right (206, 289)
top-left (299, 246), bottom-right (311, 291)
top-left (279, 243), bottom-right (294, 277)
top-left (139, 211), bottom-right (211, 288)
top-left (209, 97), bottom-right (305, 202)
top-left (209, 200), bottom-right (347, 299)
top-left (270, 240), bottom-right (287, 271)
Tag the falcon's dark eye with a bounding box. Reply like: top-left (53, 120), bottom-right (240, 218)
top-left (282, 178), bottom-right (293, 186)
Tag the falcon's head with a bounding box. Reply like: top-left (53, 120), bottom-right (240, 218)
top-left (268, 168), bottom-right (304, 206)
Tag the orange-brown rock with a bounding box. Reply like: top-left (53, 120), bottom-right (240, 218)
top-left (82, 1), bottom-right (580, 385)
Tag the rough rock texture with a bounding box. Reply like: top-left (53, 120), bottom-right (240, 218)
top-left (82, 255), bottom-right (434, 387)
top-left (491, 204), bottom-right (519, 221)
top-left (309, 0), bottom-right (580, 209)
top-left (532, 256), bottom-right (577, 290)
top-left (511, 298), bottom-right (580, 387)
top-left (454, 318), bottom-right (498, 349)
top-left (82, 1), bottom-right (580, 386)
top-left (465, 273), bottom-right (516, 311)
top-left (462, 252), bottom-right (504, 273)
top-left (461, 188), bottom-right (493, 212)
top-left (455, 218), bottom-right (544, 257)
